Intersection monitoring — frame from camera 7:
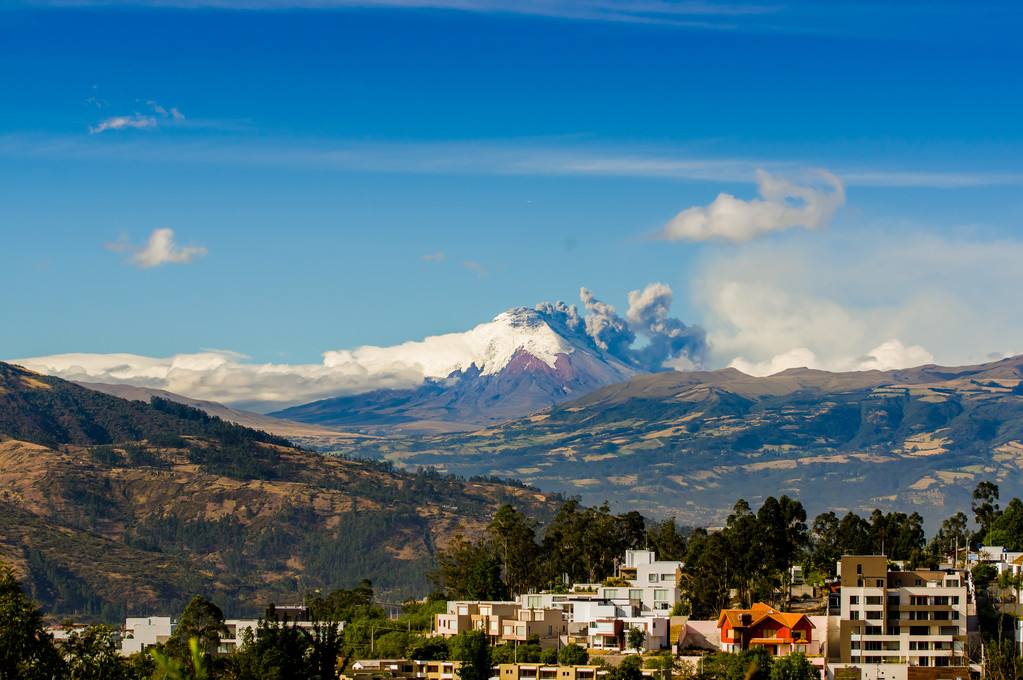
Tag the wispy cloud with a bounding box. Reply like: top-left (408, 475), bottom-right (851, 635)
top-left (16, 0), bottom-right (778, 29)
top-left (147, 100), bottom-right (186, 121)
top-left (90, 114), bottom-right (158, 134)
top-left (421, 251), bottom-right (446, 262)
top-left (89, 101), bottom-right (185, 134)
top-left (462, 259), bottom-right (487, 275)
top-left (660, 169), bottom-right (845, 242)
top-left (2, 133), bottom-right (1021, 190)
top-left (106, 228), bottom-right (207, 267)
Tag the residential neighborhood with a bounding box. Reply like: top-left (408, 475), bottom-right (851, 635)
top-left (74, 547), bottom-right (1004, 680)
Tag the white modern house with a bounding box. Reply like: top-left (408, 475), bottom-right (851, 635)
top-left (121, 616), bottom-right (175, 655)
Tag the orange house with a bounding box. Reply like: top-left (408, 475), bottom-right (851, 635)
top-left (716, 603), bottom-right (814, 656)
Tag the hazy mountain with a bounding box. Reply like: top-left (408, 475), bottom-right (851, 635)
top-left (0, 362), bottom-right (558, 618)
top-left (333, 355), bottom-right (1023, 527)
top-left (77, 381), bottom-right (371, 448)
top-left (273, 306), bottom-right (642, 433)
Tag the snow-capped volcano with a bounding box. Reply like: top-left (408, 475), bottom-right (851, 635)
top-left (274, 287), bottom-right (706, 433)
top-left (321, 305), bottom-right (635, 381)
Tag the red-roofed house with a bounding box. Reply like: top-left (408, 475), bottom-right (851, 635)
top-left (716, 603), bottom-right (814, 656)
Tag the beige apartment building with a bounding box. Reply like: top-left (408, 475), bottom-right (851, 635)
top-left (835, 556), bottom-right (969, 671)
top-left (435, 601), bottom-right (567, 648)
top-left (344, 659), bottom-right (460, 680)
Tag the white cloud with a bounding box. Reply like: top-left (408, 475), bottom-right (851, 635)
top-left (697, 231), bottom-right (1023, 375)
top-left (89, 114), bottom-right (158, 134)
top-left (90, 102), bottom-right (184, 134)
top-left (107, 228), bottom-right (207, 268)
top-left (421, 251), bottom-right (446, 262)
top-left (661, 169), bottom-right (846, 242)
top-left (13, 351), bottom-right (426, 413)
top-left (728, 341), bottom-right (934, 377)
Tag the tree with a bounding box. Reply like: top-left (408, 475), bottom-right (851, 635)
top-left (0, 564), bottom-right (65, 680)
top-left (435, 535), bottom-right (509, 600)
top-left (806, 512), bottom-right (841, 577)
top-left (972, 481), bottom-right (1001, 541)
top-left (928, 511), bottom-right (971, 564)
top-left (165, 595), bottom-right (229, 670)
top-left (488, 505), bottom-right (539, 596)
top-left (557, 643), bottom-right (588, 666)
top-left (451, 631), bottom-right (491, 680)
top-left (405, 636), bottom-right (449, 661)
top-left (768, 652), bottom-right (815, 680)
top-left (627, 626), bottom-right (646, 653)
top-left (228, 619), bottom-right (311, 680)
top-left (645, 517), bottom-right (688, 562)
top-left (305, 580), bottom-right (379, 623)
top-left (681, 530), bottom-right (733, 617)
top-left (985, 498), bottom-right (1023, 551)
top-left (62, 624), bottom-right (133, 680)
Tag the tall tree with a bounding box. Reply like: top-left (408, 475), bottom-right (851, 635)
top-left (645, 517), bottom-right (688, 561)
top-left (435, 535), bottom-right (508, 600)
top-left (165, 595), bottom-right (229, 668)
top-left (972, 481), bottom-right (1001, 540)
top-left (62, 624), bottom-right (133, 680)
top-left (487, 505), bottom-right (539, 596)
top-left (0, 564), bottom-right (64, 680)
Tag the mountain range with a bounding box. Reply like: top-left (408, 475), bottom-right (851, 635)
top-left (0, 361), bottom-right (558, 618)
top-left (328, 354), bottom-right (1023, 527)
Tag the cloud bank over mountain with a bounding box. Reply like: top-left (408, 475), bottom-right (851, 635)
top-left (697, 231), bottom-right (1023, 375)
top-left (14, 284), bottom-right (705, 411)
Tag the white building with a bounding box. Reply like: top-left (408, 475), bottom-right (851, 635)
top-left (121, 616), bottom-right (175, 655)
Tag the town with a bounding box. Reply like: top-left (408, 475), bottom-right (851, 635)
top-left (5, 487), bottom-right (1022, 680)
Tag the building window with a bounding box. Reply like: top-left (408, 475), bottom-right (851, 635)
top-left (850, 596), bottom-right (859, 605)
top-left (654, 590), bottom-right (668, 601)
top-left (605, 589), bottom-right (619, 599)
top-left (629, 590), bottom-right (643, 600)
top-left (850, 611), bottom-right (859, 620)
top-left (528, 596), bottom-right (542, 608)
top-left (856, 564), bottom-right (862, 574)
top-left (866, 596), bottom-right (882, 605)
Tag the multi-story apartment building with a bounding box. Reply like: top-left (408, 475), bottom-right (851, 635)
top-left (835, 556), bottom-right (969, 671)
top-left (435, 601), bottom-right (567, 648)
top-left (435, 600), bottom-right (521, 640)
top-left (597, 550), bottom-right (681, 615)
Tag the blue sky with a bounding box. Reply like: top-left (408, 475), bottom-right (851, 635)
top-left (3, 1), bottom-right (1023, 403)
